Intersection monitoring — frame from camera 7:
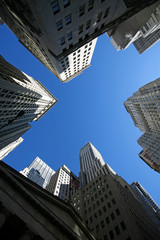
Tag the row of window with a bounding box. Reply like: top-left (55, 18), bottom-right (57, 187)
top-left (51, 0), bottom-right (70, 14)
top-left (60, 32), bottom-right (72, 45)
top-left (56, 14), bottom-right (71, 31)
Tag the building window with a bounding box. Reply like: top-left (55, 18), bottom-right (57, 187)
top-left (60, 37), bottom-right (65, 45)
top-left (120, 221), bottom-right (126, 231)
top-left (51, 1), bottom-right (60, 14)
top-left (101, 220), bottom-right (105, 228)
top-left (111, 212), bottom-right (115, 220)
top-left (67, 32), bottom-right (72, 41)
top-left (88, 0), bottom-right (94, 11)
top-left (115, 208), bottom-right (120, 216)
top-left (79, 5), bottom-right (85, 17)
top-left (107, 202), bottom-right (111, 208)
top-left (103, 206), bottom-right (106, 212)
top-left (104, 7), bottom-right (110, 18)
top-left (105, 193), bottom-right (108, 199)
top-left (106, 216), bottom-right (110, 224)
top-left (79, 25), bottom-right (83, 34)
top-left (97, 12), bottom-right (102, 22)
top-left (86, 19), bottom-right (91, 29)
top-left (115, 226), bottom-right (120, 235)
top-left (112, 198), bottom-right (116, 204)
top-left (63, 0), bottom-right (70, 8)
top-left (65, 15), bottom-right (71, 25)
top-left (56, 20), bottom-right (63, 30)
top-left (109, 230), bottom-right (114, 240)
top-left (96, 224), bottom-right (99, 232)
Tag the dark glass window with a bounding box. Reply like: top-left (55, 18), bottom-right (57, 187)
top-left (63, 0), bottom-right (70, 8)
top-left (104, 7), bottom-right (110, 18)
top-left (51, 1), bottom-right (60, 14)
top-left (111, 212), bottom-right (115, 220)
top-left (79, 25), bottom-right (83, 34)
top-left (97, 12), bottom-right (102, 22)
top-left (86, 19), bottom-right (91, 29)
top-left (79, 5), bottom-right (85, 16)
top-left (115, 208), bottom-right (120, 216)
top-left (109, 230), bottom-right (114, 240)
top-left (56, 20), bottom-right (63, 30)
top-left (115, 226), bottom-right (120, 235)
top-left (65, 15), bottom-right (71, 25)
top-left (60, 37), bottom-right (65, 45)
top-left (88, 0), bottom-right (94, 11)
top-left (120, 221), bottom-right (126, 231)
top-left (106, 216), bottom-right (110, 224)
top-left (67, 32), bottom-right (72, 41)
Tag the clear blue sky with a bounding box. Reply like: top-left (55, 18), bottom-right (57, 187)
top-left (1, 24), bottom-right (160, 206)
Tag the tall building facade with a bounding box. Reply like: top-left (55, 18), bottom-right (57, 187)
top-left (0, 137), bottom-right (23, 161)
top-left (131, 182), bottom-right (160, 228)
top-left (20, 157), bottom-right (55, 188)
top-left (79, 142), bottom-right (116, 187)
top-left (109, 2), bottom-right (160, 51)
top-left (0, 0), bottom-right (156, 82)
top-left (0, 56), bottom-right (57, 153)
top-left (124, 77), bottom-right (160, 172)
top-left (138, 132), bottom-right (160, 173)
top-left (71, 143), bottom-right (160, 240)
top-left (133, 4), bottom-right (160, 53)
top-left (46, 164), bottom-right (79, 202)
top-left (133, 28), bottom-right (160, 53)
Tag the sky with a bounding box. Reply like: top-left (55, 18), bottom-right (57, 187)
top-left (0, 23), bottom-right (160, 206)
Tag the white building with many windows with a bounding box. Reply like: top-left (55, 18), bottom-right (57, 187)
top-left (46, 164), bottom-right (79, 202)
top-left (0, 55), bottom-right (57, 152)
top-left (20, 157), bottom-right (55, 188)
top-left (124, 77), bottom-right (160, 172)
top-left (0, 137), bottom-right (23, 161)
top-left (0, 0), bottom-right (151, 82)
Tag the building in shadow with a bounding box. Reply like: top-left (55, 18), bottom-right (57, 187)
top-left (0, 160), bottom-right (96, 240)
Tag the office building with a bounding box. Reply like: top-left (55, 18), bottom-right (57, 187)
top-left (0, 137), bottom-right (23, 161)
top-left (71, 143), bottom-right (160, 240)
top-left (0, 55), bottom-right (57, 152)
top-left (133, 4), bottom-right (160, 53)
top-left (138, 132), bottom-right (160, 173)
top-left (131, 182), bottom-right (160, 228)
top-left (133, 28), bottom-right (160, 54)
top-left (20, 157), bottom-right (55, 188)
top-left (0, 161), bottom-right (96, 240)
top-left (46, 164), bottom-right (79, 202)
top-left (108, 1), bottom-right (160, 51)
top-left (0, 1), bottom-right (156, 82)
top-left (124, 77), bottom-right (160, 171)
top-left (79, 142), bottom-right (116, 187)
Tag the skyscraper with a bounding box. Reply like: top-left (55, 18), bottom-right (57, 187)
top-left (0, 0), bottom-right (156, 82)
top-left (131, 182), bottom-right (160, 228)
top-left (0, 137), bottom-right (23, 161)
top-left (133, 28), bottom-right (160, 54)
top-left (138, 132), bottom-right (160, 173)
top-left (71, 143), bottom-right (160, 240)
top-left (133, 4), bottom-right (160, 53)
top-left (131, 182), bottom-right (160, 213)
top-left (108, 1), bottom-right (160, 51)
top-left (46, 164), bottom-right (79, 202)
top-left (0, 56), bottom-right (57, 153)
top-left (124, 77), bottom-right (160, 172)
top-left (20, 157), bottom-right (55, 188)
top-left (79, 142), bottom-right (116, 187)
